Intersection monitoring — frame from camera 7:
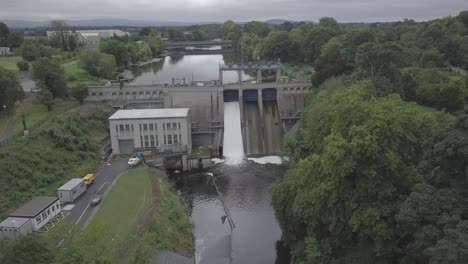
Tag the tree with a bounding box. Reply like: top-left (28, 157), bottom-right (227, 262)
top-left (167, 27), bottom-right (186, 41)
top-left (70, 84), bottom-right (89, 104)
top-left (38, 90), bottom-right (54, 111)
top-left (146, 33), bottom-right (163, 57)
top-left (6, 31), bottom-right (24, 49)
top-left (318, 17), bottom-right (340, 32)
top-left (243, 21), bottom-right (274, 38)
top-left (258, 31), bottom-right (301, 62)
top-left (0, 66), bottom-right (23, 108)
top-left (99, 39), bottom-right (129, 67)
top-left (15, 101), bottom-right (27, 131)
top-left (16, 60), bottom-right (29, 72)
top-left (223, 20), bottom-right (242, 45)
top-left (20, 40), bottom-right (53, 61)
top-left (355, 42), bottom-right (403, 80)
top-left (0, 22), bottom-right (9, 46)
top-left (48, 20), bottom-right (79, 52)
top-left (271, 84), bottom-right (440, 262)
top-left (32, 58), bottom-right (67, 98)
top-left (128, 42), bottom-right (152, 64)
top-left (0, 235), bottom-right (54, 264)
top-left (313, 37), bottom-right (348, 86)
top-left (79, 50), bottom-right (117, 79)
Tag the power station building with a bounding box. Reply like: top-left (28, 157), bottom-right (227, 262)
top-left (109, 108), bottom-right (192, 155)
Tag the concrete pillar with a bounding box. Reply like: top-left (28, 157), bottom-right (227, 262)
top-left (219, 70), bottom-right (223, 85)
top-left (256, 70), bottom-right (262, 84)
top-left (239, 89), bottom-right (244, 126)
top-left (238, 70), bottom-right (243, 84)
top-left (257, 88), bottom-right (265, 154)
top-left (276, 69), bottom-right (282, 83)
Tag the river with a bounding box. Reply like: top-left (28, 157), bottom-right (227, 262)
top-left (132, 50), bottom-right (289, 263)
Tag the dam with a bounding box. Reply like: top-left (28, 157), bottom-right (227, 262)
top-left (87, 74), bottom-right (312, 155)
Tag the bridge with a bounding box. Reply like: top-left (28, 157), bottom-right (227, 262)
top-left (164, 40), bottom-right (233, 50)
top-left (219, 62), bottom-right (283, 85)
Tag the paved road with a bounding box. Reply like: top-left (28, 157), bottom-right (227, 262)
top-left (64, 155), bottom-right (130, 227)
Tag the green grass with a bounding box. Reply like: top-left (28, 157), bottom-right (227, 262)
top-left (0, 104), bottom-right (111, 219)
top-left (63, 63), bottom-right (104, 87)
top-left (0, 56), bottom-right (23, 74)
top-left (134, 171), bottom-right (194, 263)
top-left (74, 169), bottom-right (151, 262)
top-left (13, 99), bottom-right (79, 135)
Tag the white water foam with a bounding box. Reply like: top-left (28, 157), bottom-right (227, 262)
top-left (223, 102), bottom-right (245, 165)
top-left (247, 156), bottom-right (286, 165)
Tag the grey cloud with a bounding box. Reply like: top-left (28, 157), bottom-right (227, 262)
top-left (0, 0), bottom-right (467, 22)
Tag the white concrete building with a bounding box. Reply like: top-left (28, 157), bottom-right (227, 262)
top-left (109, 108), bottom-right (192, 155)
top-left (46, 29), bottom-right (129, 49)
top-left (58, 178), bottom-right (87, 203)
top-left (0, 197), bottom-right (62, 239)
top-left (0, 47), bottom-right (11, 55)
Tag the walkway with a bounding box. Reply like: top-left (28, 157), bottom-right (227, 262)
top-left (0, 117), bottom-right (15, 146)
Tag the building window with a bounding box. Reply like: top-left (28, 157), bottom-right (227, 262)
top-left (119, 124), bottom-right (124, 132)
top-left (52, 206), bottom-right (55, 212)
top-left (143, 124), bottom-right (148, 131)
top-left (149, 124), bottom-right (154, 131)
top-left (173, 123), bottom-right (177, 130)
top-left (173, 134), bottom-right (178, 144)
top-left (42, 212), bottom-right (47, 219)
top-left (150, 135), bottom-right (155, 147)
top-left (167, 135), bottom-right (173, 145)
top-left (56, 204), bottom-right (60, 210)
top-left (131, 124), bottom-right (134, 133)
top-left (36, 215), bottom-right (42, 224)
top-left (125, 124), bottom-right (130, 135)
top-left (144, 135), bottom-right (149, 147)
top-left (178, 123), bottom-right (181, 130)
top-left (72, 189), bottom-right (77, 194)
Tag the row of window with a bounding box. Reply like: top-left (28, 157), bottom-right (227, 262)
top-left (35, 203), bottom-right (60, 224)
top-left (115, 122), bottom-right (182, 137)
top-left (140, 134), bottom-right (182, 147)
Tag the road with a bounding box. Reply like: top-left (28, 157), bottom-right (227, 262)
top-left (64, 155), bottom-right (129, 227)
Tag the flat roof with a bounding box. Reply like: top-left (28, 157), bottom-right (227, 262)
top-left (109, 108), bottom-right (189, 120)
top-left (0, 217), bottom-right (31, 228)
top-left (58, 178), bottom-right (84, 191)
top-left (9, 197), bottom-right (58, 218)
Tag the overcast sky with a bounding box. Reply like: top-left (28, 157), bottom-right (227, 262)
top-left (1, 0), bottom-right (468, 22)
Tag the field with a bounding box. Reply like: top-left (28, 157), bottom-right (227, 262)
top-left (0, 55), bottom-right (23, 74)
top-left (64, 63), bottom-right (104, 87)
top-left (75, 169), bottom-right (152, 262)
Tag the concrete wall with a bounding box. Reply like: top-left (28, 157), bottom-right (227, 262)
top-left (109, 116), bottom-right (191, 155)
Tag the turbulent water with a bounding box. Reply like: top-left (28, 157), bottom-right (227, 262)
top-left (223, 102), bottom-right (244, 164)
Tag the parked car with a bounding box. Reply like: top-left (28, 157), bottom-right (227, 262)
top-left (90, 195), bottom-right (102, 206)
top-left (128, 157), bottom-right (141, 167)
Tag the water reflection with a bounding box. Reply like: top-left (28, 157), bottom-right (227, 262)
top-left (173, 161), bottom-right (290, 264)
top-left (131, 53), bottom-right (253, 85)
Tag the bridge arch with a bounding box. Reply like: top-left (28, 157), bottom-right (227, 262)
top-left (146, 92), bottom-right (151, 99)
top-left (132, 92), bottom-right (137, 99)
top-left (98, 93), bottom-right (104, 100)
top-left (112, 92), bottom-right (117, 100)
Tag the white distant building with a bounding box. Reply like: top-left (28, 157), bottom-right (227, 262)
top-left (0, 197), bottom-right (62, 239)
top-left (109, 108), bottom-right (192, 155)
top-left (0, 47), bottom-right (11, 55)
top-left (46, 29), bottom-right (129, 49)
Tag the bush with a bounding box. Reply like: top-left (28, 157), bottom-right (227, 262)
top-left (16, 60), bottom-right (29, 71)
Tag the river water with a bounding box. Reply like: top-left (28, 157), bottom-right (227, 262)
top-left (133, 51), bottom-right (289, 263)
top-left (131, 53), bottom-right (252, 85)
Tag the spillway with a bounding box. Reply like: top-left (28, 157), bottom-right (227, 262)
top-left (223, 102), bottom-right (244, 164)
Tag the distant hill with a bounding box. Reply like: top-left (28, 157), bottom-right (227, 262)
top-left (1, 19), bottom-right (222, 28)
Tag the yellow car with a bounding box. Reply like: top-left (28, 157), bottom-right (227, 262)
top-left (83, 174), bottom-right (95, 186)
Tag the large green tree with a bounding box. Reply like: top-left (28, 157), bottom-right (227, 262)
top-left (79, 50), bottom-right (117, 79)
top-left (0, 22), bottom-right (9, 46)
top-left (272, 83), bottom-right (440, 263)
top-left (99, 39), bottom-right (129, 67)
top-left (32, 58), bottom-right (67, 98)
top-left (0, 235), bottom-right (54, 264)
top-left (0, 66), bottom-right (23, 108)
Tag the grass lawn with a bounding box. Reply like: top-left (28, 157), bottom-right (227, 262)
top-left (64, 63), bottom-right (104, 87)
top-left (13, 99), bottom-right (79, 135)
top-left (75, 169), bottom-right (152, 262)
top-left (0, 55), bottom-right (23, 74)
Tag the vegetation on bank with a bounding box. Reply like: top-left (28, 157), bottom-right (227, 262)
top-left (269, 10), bottom-right (468, 264)
top-left (0, 56), bottom-right (23, 74)
top-left (0, 104), bottom-right (111, 219)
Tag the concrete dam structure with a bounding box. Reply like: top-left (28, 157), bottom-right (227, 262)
top-left (86, 65), bottom-right (313, 155)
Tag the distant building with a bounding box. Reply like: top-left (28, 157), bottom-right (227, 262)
top-left (0, 47), bottom-right (11, 55)
top-left (109, 108), bottom-right (192, 155)
top-left (46, 29), bottom-right (129, 49)
top-left (0, 197), bottom-right (61, 239)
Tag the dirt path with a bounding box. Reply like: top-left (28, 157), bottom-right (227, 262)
top-left (0, 117), bottom-right (15, 146)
